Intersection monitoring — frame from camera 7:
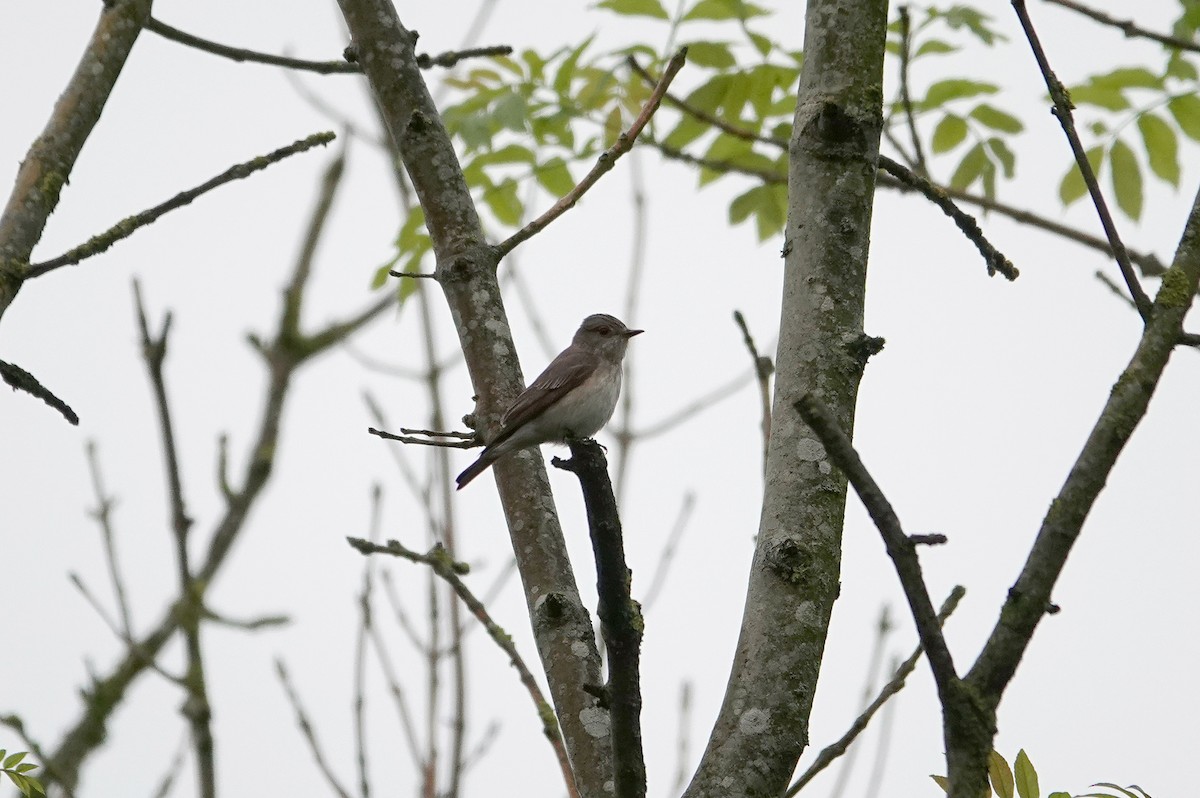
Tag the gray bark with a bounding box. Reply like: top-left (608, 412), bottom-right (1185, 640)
top-left (685, 1), bottom-right (889, 796)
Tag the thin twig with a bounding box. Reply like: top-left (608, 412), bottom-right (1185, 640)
top-left (0, 358), bottom-right (79, 424)
top-left (632, 369), bottom-right (756, 440)
top-left (795, 395), bottom-right (959, 695)
top-left (28, 132), bottom-right (336, 276)
top-left (368, 427), bottom-right (480, 448)
top-left (366, 620), bottom-right (425, 771)
top-left (146, 17), bottom-right (513, 74)
top-left (785, 587), bottom-right (967, 796)
top-left (1012, 0), bottom-right (1152, 318)
top-left (84, 441), bottom-right (134, 637)
top-left (642, 492), bottom-right (696, 610)
top-left (67, 573), bottom-right (185, 686)
top-left (134, 281), bottom-right (216, 798)
top-left (1043, 0), bottom-right (1200, 54)
top-left (671, 682), bottom-right (693, 797)
top-left (627, 57), bottom-right (786, 148)
top-left (148, 733), bottom-right (191, 798)
top-left (827, 607), bottom-right (894, 798)
top-left (349, 538), bottom-right (580, 798)
top-left (275, 660), bottom-right (355, 798)
top-left (897, 6), bottom-right (928, 176)
top-left (353, 485), bottom-right (383, 798)
top-left (495, 47), bottom-right (688, 258)
top-left (732, 311), bottom-right (774, 472)
top-left (879, 155), bottom-right (1019, 279)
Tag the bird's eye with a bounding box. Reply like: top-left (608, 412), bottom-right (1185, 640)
top-left (598, 327), bottom-right (611, 336)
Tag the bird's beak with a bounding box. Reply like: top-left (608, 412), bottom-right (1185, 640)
top-left (624, 329), bottom-right (644, 338)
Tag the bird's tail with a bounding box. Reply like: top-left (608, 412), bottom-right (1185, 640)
top-left (455, 451), bottom-right (496, 490)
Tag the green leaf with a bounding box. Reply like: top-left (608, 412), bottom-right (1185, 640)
top-left (930, 775), bottom-right (950, 793)
top-left (932, 114), bottom-right (968, 153)
top-left (596, 0), bottom-right (669, 19)
top-left (682, 74), bottom-right (731, 114)
top-left (1013, 750), bottom-right (1039, 798)
top-left (1048, 793), bottom-right (1073, 798)
top-left (683, 0), bottom-right (770, 21)
top-left (915, 39), bottom-right (958, 57)
top-left (1137, 112), bottom-right (1180, 186)
top-left (922, 79), bottom-right (999, 109)
top-left (989, 750), bottom-right (1015, 798)
top-left (3, 752), bottom-right (26, 769)
top-left (970, 103), bottom-right (1023, 133)
top-left (747, 30), bottom-right (773, 57)
top-left (662, 114), bottom-right (710, 149)
top-left (1089, 784), bottom-right (1141, 798)
top-left (535, 157), bottom-right (575, 197)
top-left (942, 6), bottom-right (1003, 45)
top-left (1069, 85), bottom-right (1129, 111)
top-left (483, 178), bottom-right (524, 226)
top-left (987, 136), bottom-right (1016, 178)
top-left (684, 41), bottom-right (737, 69)
top-left (604, 104), bottom-right (624, 146)
top-left (1109, 138), bottom-right (1143, 220)
top-left (1168, 94), bottom-right (1200, 141)
top-left (949, 142), bottom-right (987, 190)
top-left (1166, 52), bottom-right (1198, 81)
top-left (1089, 67), bottom-right (1162, 90)
top-left (492, 91), bottom-right (527, 132)
top-left (554, 36), bottom-right (594, 95)
top-left (13, 764), bottom-right (38, 774)
top-left (1059, 145), bottom-right (1105, 206)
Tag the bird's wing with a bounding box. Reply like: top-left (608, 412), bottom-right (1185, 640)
top-left (491, 348), bottom-right (598, 443)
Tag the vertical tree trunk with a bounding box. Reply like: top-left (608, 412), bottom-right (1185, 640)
top-left (334, 2), bottom-right (612, 794)
top-left (685, 2), bottom-right (889, 795)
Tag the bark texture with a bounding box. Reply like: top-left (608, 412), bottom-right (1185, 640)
top-left (334, 2), bottom-right (612, 794)
top-left (685, 2), bottom-right (889, 796)
top-left (0, 0), bottom-right (153, 320)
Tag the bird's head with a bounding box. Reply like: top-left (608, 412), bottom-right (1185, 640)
top-left (573, 313), bottom-right (643, 360)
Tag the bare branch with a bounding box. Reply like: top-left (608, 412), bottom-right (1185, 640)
top-left (878, 156), bottom-right (1019, 280)
top-left (27, 132), bottom-right (335, 276)
top-left (794, 395), bottom-right (959, 695)
top-left (349, 538), bottom-right (580, 798)
top-left (0, 0), bottom-right (153, 320)
top-left (275, 660), bottom-right (355, 798)
top-left (1012, 0), bottom-right (1152, 317)
top-left (1043, 0), bottom-right (1200, 54)
top-left (146, 17), bottom-right (512, 75)
top-left (133, 281), bottom-right (216, 798)
top-left (0, 358), bottom-right (79, 424)
top-left (785, 587), bottom-right (967, 797)
top-left (368, 427), bottom-right (480, 448)
top-left (495, 48), bottom-right (689, 258)
top-left (85, 441), bottom-right (134, 638)
top-left (896, 6), bottom-right (928, 176)
top-left (732, 311), bottom-right (774, 471)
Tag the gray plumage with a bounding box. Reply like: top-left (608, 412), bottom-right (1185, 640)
top-left (456, 314), bottom-right (642, 489)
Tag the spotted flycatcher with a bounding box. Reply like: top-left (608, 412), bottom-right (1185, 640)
top-left (455, 313), bottom-right (643, 489)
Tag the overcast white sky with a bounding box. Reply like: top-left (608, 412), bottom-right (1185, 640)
top-left (1, 1), bottom-right (1197, 797)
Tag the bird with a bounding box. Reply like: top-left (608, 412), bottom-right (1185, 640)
top-left (455, 313), bottom-right (643, 489)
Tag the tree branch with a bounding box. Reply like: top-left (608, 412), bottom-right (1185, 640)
top-left (0, 0), bottom-right (154, 321)
top-left (553, 440), bottom-right (646, 798)
top-left (785, 586), bottom-right (967, 797)
top-left (0, 358), bottom-right (79, 424)
top-left (494, 48), bottom-right (688, 259)
top-left (794, 395), bottom-right (960, 695)
top-left (335, 1), bottom-right (612, 790)
top-left (1043, 0), bottom-right (1200, 54)
top-left (1012, 0), bottom-right (1152, 318)
top-left (146, 17), bottom-right (513, 74)
top-left (348, 538), bottom-right (580, 798)
top-left (28, 132), bottom-right (335, 277)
